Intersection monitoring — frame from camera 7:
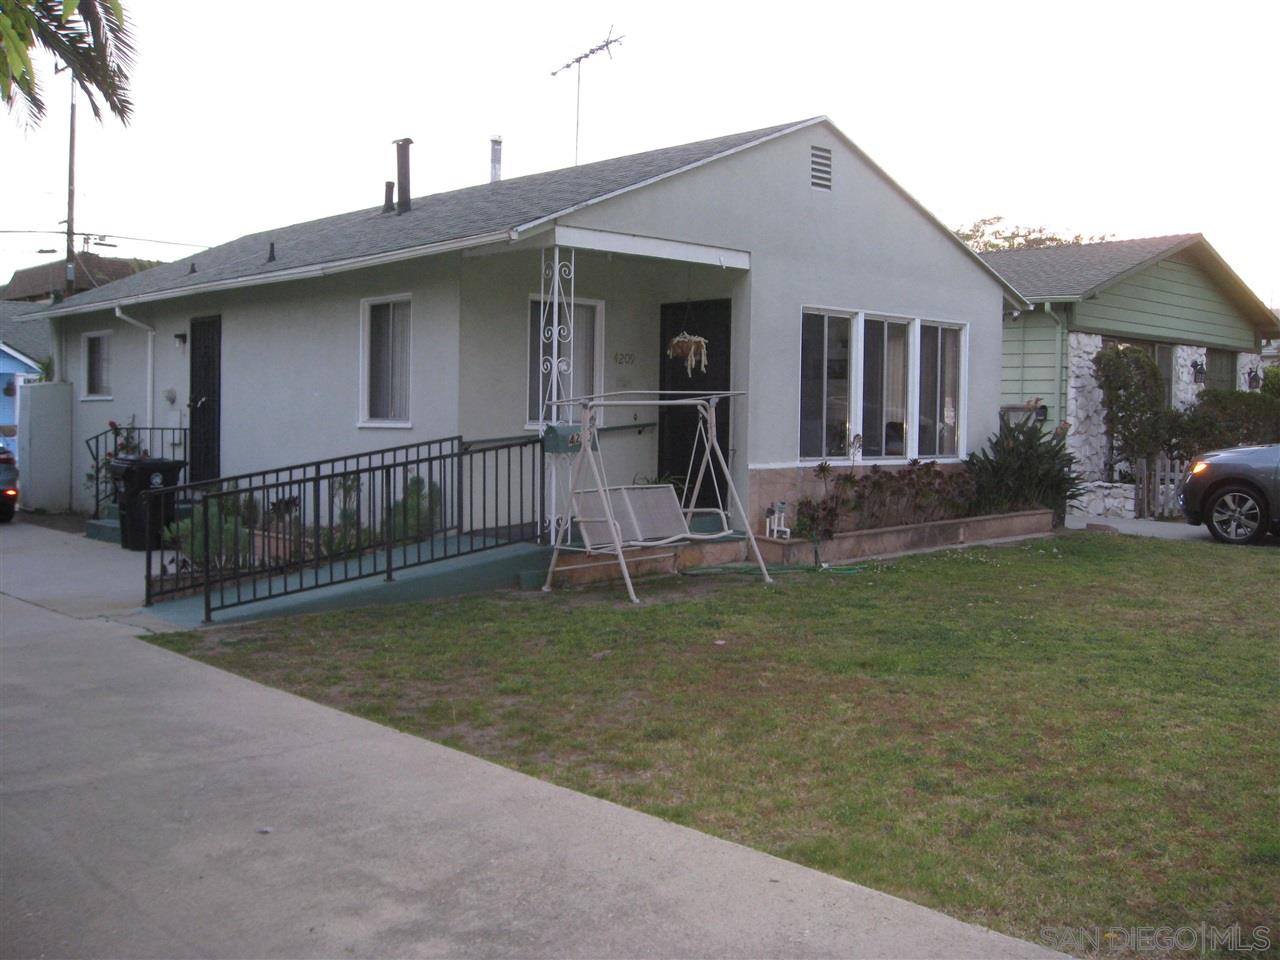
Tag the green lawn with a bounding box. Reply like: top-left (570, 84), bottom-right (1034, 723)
top-left (150, 532), bottom-right (1280, 955)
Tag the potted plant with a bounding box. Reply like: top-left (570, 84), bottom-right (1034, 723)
top-left (666, 332), bottom-right (709, 377)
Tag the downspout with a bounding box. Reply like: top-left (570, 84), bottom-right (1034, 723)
top-left (1043, 302), bottom-right (1068, 423)
top-left (114, 306), bottom-right (155, 429)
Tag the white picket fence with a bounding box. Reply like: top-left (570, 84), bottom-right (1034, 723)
top-left (1133, 456), bottom-right (1187, 519)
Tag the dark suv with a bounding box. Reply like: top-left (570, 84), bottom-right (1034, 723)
top-left (1179, 443), bottom-right (1280, 545)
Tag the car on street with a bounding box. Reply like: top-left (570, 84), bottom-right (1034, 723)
top-left (1179, 443), bottom-right (1280, 545)
top-left (0, 438), bottom-right (17, 523)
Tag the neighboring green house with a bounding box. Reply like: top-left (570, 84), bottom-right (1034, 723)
top-left (982, 234), bottom-right (1279, 483)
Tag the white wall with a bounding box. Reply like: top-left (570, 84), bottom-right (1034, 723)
top-left (56, 257), bottom-right (462, 512)
top-left (16, 381), bottom-right (72, 512)
top-left (457, 248), bottom-right (740, 489)
top-left (559, 123), bottom-right (1008, 469)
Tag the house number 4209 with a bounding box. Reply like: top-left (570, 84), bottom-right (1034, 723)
top-left (612, 352), bottom-right (635, 365)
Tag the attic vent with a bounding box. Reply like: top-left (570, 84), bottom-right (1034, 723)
top-left (810, 146), bottom-right (832, 190)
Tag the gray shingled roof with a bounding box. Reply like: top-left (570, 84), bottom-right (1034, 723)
top-left (0, 301), bottom-right (50, 363)
top-left (39, 120), bottom-right (816, 316)
top-left (978, 234), bottom-right (1199, 301)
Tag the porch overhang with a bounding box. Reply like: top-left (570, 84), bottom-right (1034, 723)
top-left (466, 224), bottom-right (752, 270)
top-left (545, 226), bottom-right (750, 270)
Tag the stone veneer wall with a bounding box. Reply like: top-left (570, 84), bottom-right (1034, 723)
top-left (1065, 332), bottom-right (1106, 481)
top-left (1071, 482), bottom-right (1136, 519)
top-left (1173, 344), bottom-right (1207, 409)
top-left (1237, 352), bottom-right (1264, 391)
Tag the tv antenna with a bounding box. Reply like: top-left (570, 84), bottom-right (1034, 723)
top-left (552, 26), bottom-right (624, 166)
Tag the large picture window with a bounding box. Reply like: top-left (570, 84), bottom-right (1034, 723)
top-left (363, 298), bottom-right (410, 423)
top-left (918, 324), bottom-right (961, 457)
top-left (799, 312), bottom-right (851, 458)
top-left (798, 311), bottom-right (967, 462)
top-left (862, 317), bottom-right (910, 458)
top-left (527, 299), bottom-right (598, 424)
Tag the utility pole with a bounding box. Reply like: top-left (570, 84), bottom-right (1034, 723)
top-left (551, 27), bottom-right (624, 166)
top-left (56, 67), bottom-right (77, 300)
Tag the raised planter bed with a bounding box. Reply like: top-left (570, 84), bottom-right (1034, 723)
top-left (758, 509), bottom-right (1055, 566)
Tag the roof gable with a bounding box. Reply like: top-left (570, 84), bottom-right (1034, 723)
top-left (981, 235), bottom-right (1279, 336)
top-left (34, 116), bottom-right (1027, 318)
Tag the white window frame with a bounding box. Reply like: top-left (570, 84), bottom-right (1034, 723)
top-left (80, 329), bottom-right (113, 401)
top-left (796, 307), bottom-right (969, 466)
top-left (524, 294), bottom-right (606, 428)
top-left (357, 294), bottom-right (413, 428)
top-left (797, 310), bottom-right (855, 460)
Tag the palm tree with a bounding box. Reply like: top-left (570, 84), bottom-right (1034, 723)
top-left (0, 0), bottom-right (135, 125)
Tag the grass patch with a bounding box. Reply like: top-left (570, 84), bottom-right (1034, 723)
top-left (149, 533), bottom-right (1279, 956)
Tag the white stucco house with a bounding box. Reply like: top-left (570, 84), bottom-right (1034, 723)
top-left (21, 117), bottom-right (1026, 530)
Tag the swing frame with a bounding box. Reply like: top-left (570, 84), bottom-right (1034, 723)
top-left (541, 390), bottom-right (773, 603)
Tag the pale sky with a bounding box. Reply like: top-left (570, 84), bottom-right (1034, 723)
top-left (3, 0), bottom-right (1278, 305)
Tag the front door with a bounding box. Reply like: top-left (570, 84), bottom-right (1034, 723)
top-left (658, 299), bottom-right (731, 508)
top-left (188, 316), bottom-right (221, 482)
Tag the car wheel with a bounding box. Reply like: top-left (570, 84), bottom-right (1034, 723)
top-left (1205, 485), bottom-right (1269, 545)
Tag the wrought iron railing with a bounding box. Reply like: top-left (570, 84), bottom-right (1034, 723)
top-left (86, 426), bottom-right (189, 518)
top-left (141, 435), bottom-right (543, 621)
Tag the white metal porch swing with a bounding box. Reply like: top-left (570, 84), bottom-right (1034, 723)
top-left (541, 390), bottom-right (773, 603)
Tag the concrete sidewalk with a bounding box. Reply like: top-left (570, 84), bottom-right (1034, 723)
top-left (0, 543), bottom-right (1060, 958)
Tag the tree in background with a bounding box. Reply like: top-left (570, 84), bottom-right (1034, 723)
top-left (0, 0), bottom-right (134, 125)
top-left (955, 216), bottom-right (1111, 252)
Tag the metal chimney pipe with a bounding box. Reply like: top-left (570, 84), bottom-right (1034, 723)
top-left (382, 181), bottom-right (395, 213)
top-left (490, 136), bottom-right (503, 183)
top-left (394, 138), bottom-right (413, 214)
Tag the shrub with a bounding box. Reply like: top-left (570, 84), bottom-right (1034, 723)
top-left (1166, 389), bottom-right (1280, 458)
top-left (793, 460), bottom-right (974, 540)
top-left (1261, 366), bottom-right (1280, 400)
top-left (966, 419), bottom-right (1084, 525)
top-left (1093, 345), bottom-right (1167, 469)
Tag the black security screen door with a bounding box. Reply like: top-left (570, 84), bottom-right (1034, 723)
top-left (658, 299), bottom-right (731, 508)
top-left (188, 316), bottom-right (222, 482)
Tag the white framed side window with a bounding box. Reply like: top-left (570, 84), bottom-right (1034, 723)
top-left (81, 330), bottom-right (112, 400)
top-left (359, 296), bottom-right (411, 427)
top-left (525, 296), bottom-right (604, 426)
top-left (798, 309), bottom-right (969, 463)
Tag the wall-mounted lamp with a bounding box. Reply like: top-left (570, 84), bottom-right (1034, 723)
top-left (1189, 359), bottom-right (1207, 384)
top-left (174, 332), bottom-right (187, 346)
top-left (1247, 367), bottom-right (1261, 391)
top-left (1034, 404), bottom-right (1049, 423)
top-left (163, 387), bottom-right (177, 406)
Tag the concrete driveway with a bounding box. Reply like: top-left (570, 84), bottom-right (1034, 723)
top-left (1, 522), bottom-right (1060, 958)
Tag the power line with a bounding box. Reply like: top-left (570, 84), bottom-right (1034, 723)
top-left (0, 229), bottom-right (210, 249)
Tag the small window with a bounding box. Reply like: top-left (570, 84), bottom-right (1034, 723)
top-left (1205, 349), bottom-right (1236, 392)
top-left (527, 299), bottom-right (598, 424)
top-left (799, 313), bottom-right (851, 458)
top-left (862, 317), bottom-right (911, 457)
top-left (919, 324), bottom-right (962, 457)
top-left (810, 146), bottom-right (832, 190)
top-left (82, 331), bottom-right (111, 398)
top-left (363, 299), bottom-right (410, 423)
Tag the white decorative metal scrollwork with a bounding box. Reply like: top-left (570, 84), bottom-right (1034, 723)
top-left (538, 245), bottom-right (575, 425)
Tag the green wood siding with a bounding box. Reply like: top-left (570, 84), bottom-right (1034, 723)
top-left (1071, 255), bottom-right (1259, 351)
top-left (1001, 310), bottom-right (1064, 424)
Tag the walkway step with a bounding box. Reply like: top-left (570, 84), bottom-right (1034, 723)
top-left (85, 517), bottom-right (121, 544)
